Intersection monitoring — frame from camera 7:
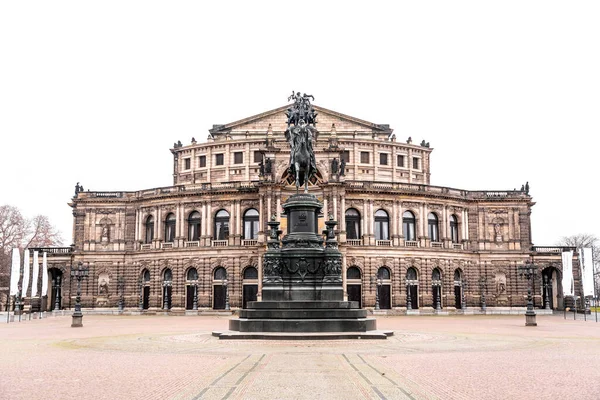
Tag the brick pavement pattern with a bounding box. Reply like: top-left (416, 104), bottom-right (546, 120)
top-left (1, 315), bottom-right (600, 400)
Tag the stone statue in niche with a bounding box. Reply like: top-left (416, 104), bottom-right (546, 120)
top-left (331, 158), bottom-right (339, 175)
top-left (492, 218), bottom-right (504, 243)
top-left (495, 272), bottom-right (506, 295)
top-left (97, 272), bottom-right (110, 300)
top-left (100, 224), bottom-right (110, 242)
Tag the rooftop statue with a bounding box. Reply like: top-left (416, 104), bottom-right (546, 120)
top-left (284, 91), bottom-right (318, 192)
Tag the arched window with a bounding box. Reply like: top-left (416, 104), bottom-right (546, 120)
top-left (432, 268), bottom-right (441, 282)
top-left (454, 269), bottom-right (462, 282)
top-left (346, 267), bottom-right (362, 280)
top-left (374, 210), bottom-right (389, 241)
top-left (345, 209), bottom-right (361, 240)
top-left (377, 267), bottom-right (391, 280)
top-left (187, 268), bottom-right (198, 281)
top-left (143, 269), bottom-right (151, 282)
top-left (145, 216), bottom-right (154, 244)
top-left (164, 213), bottom-right (176, 243)
top-left (403, 211), bottom-right (416, 241)
top-left (188, 211), bottom-right (201, 241)
top-left (213, 267), bottom-right (227, 281)
top-left (428, 213), bottom-right (439, 242)
top-left (450, 215), bottom-right (459, 243)
top-left (163, 268), bottom-right (172, 282)
top-left (243, 209), bottom-right (259, 240)
top-left (243, 266), bottom-right (258, 280)
top-left (214, 210), bottom-right (230, 240)
top-left (406, 267), bottom-right (418, 281)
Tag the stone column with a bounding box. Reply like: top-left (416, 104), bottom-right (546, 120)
top-left (342, 254), bottom-right (348, 301)
top-left (257, 254), bottom-right (262, 301)
top-left (134, 209), bottom-right (140, 245)
top-left (323, 197), bottom-right (328, 222)
top-left (340, 196), bottom-right (346, 231)
top-left (276, 196), bottom-right (281, 223)
top-left (362, 201), bottom-right (367, 245)
top-left (206, 202), bottom-right (212, 245)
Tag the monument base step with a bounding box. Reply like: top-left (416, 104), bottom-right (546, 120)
top-left (213, 330), bottom-right (394, 340)
top-left (229, 317), bottom-right (377, 332)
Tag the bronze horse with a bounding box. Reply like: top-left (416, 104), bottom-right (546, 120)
top-left (288, 124), bottom-right (315, 193)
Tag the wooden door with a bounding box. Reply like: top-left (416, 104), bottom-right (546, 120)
top-left (243, 285), bottom-right (258, 309)
top-left (347, 284), bottom-right (362, 308)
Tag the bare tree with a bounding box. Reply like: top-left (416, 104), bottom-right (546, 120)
top-left (0, 205), bottom-right (28, 256)
top-left (0, 205), bottom-right (64, 307)
top-left (25, 215), bottom-right (64, 249)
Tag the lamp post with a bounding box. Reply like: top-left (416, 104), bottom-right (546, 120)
top-left (374, 275), bottom-right (382, 311)
top-left (462, 280), bottom-right (467, 311)
top-left (53, 276), bottom-right (61, 311)
top-left (222, 275), bottom-right (230, 311)
top-left (14, 285), bottom-right (22, 316)
top-left (70, 262), bottom-right (89, 327)
top-left (163, 280), bottom-right (172, 310)
top-left (193, 281), bottom-right (198, 311)
top-left (479, 276), bottom-right (487, 312)
top-left (543, 274), bottom-right (550, 310)
top-left (138, 278), bottom-right (143, 311)
top-left (432, 279), bottom-right (442, 311)
top-left (117, 276), bottom-right (124, 313)
top-left (406, 282), bottom-right (412, 311)
top-left (518, 261), bottom-right (537, 327)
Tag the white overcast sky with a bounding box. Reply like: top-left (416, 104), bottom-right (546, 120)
top-left (1, 1), bottom-right (598, 246)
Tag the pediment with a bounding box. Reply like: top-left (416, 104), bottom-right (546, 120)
top-left (209, 105), bottom-right (392, 140)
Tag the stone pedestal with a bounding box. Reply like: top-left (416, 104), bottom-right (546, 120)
top-left (525, 311), bottom-right (537, 326)
top-left (71, 312), bottom-right (83, 327)
top-left (220, 193), bottom-right (383, 339)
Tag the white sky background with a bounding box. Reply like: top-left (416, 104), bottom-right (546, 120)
top-left (0, 1), bottom-right (598, 246)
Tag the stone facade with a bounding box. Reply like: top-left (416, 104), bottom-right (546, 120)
top-left (24, 104), bottom-right (582, 313)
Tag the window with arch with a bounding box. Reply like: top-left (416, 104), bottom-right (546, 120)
top-left (243, 266), bottom-right (258, 280)
top-left (188, 211), bottom-right (201, 241)
top-left (377, 267), bottom-right (391, 280)
top-left (346, 266), bottom-right (362, 280)
top-left (145, 216), bottom-right (154, 244)
top-left (142, 269), bottom-right (151, 282)
top-left (214, 267), bottom-right (227, 281)
top-left (243, 209), bottom-right (259, 240)
top-left (428, 213), bottom-right (439, 242)
top-left (406, 267), bottom-right (418, 281)
top-left (187, 268), bottom-right (198, 281)
top-left (454, 269), bottom-right (462, 282)
top-left (403, 211), bottom-right (416, 241)
top-left (163, 268), bottom-right (172, 282)
top-left (450, 215), bottom-right (459, 243)
top-left (164, 213), bottom-right (176, 243)
top-left (432, 268), bottom-right (442, 282)
top-left (345, 208), bottom-right (361, 240)
top-left (214, 210), bottom-right (230, 240)
top-left (374, 209), bottom-right (389, 241)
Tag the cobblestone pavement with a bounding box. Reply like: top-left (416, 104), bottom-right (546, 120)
top-left (1, 314), bottom-right (600, 400)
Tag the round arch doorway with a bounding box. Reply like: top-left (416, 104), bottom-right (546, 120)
top-left (542, 266), bottom-right (562, 310)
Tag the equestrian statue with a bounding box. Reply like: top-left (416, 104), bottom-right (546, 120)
top-left (285, 91), bottom-right (318, 192)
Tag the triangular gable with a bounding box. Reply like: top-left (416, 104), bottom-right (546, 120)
top-left (209, 104), bottom-right (392, 137)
